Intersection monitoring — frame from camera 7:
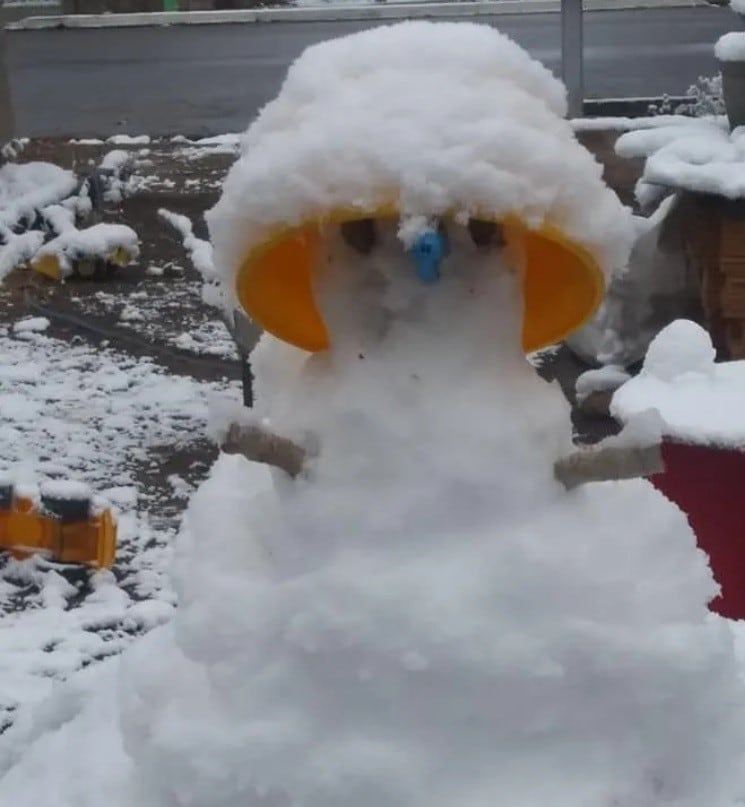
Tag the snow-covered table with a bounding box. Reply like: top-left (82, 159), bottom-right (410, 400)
top-left (611, 320), bottom-right (745, 619)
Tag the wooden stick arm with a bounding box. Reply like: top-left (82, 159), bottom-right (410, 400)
top-left (554, 442), bottom-right (664, 491)
top-left (221, 422), bottom-right (308, 478)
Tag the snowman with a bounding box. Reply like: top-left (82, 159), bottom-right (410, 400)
top-left (118, 21), bottom-right (745, 807)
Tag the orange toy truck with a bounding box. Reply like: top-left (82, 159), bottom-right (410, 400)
top-left (0, 479), bottom-right (117, 568)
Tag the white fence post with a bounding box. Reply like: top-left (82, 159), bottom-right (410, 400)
top-left (561, 0), bottom-right (584, 119)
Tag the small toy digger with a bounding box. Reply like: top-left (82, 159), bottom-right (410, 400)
top-left (0, 478), bottom-right (117, 568)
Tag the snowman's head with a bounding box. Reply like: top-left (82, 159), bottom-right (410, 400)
top-left (208, 21), bottom-right (633, 355)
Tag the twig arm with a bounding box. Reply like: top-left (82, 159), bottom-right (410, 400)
top-left (221, 423), bottom-right (307, 478)
top-left (554, 443), bottom-right (664, 490)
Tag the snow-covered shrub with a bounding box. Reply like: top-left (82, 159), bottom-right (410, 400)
top-left (649, 74), bottom-right (726, 118)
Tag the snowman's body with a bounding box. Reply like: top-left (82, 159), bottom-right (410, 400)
top-left (121, 218), bottom-right (745, 807)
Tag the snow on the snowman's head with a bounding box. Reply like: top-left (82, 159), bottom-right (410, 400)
top-left (207, 21), bottom-right (632, 312)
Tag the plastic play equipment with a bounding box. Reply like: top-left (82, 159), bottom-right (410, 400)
top-left (1, 162), bottom-right (139, 283)
top-left (0, 481), bottom-right (117, 568)
top-left (31, 243), bottom-right (136, 282)
top-left (236, 213), bottom-right (605, 355)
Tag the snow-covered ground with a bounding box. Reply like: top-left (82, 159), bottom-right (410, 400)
top-left (71, 283), bottom-right (239, 360)
top-left (0, 127), bottom-right (251, 745)
top-left (0, 316), bottom-right (240, 734)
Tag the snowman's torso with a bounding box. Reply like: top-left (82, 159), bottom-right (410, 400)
top-left (122, 218), bottom-right (745, 807)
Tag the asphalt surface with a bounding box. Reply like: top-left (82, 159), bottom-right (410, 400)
top-left (5, 6), bottom-right (741, 138)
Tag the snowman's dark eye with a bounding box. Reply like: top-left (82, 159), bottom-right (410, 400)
top-left (468, 219), bottom-right (504, 249)
top-left (341, 219), bottom-right (377, 255)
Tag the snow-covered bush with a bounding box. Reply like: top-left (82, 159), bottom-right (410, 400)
top-left (649, 74), bottom-right (726, 118)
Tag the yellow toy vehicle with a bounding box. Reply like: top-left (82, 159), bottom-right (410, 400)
top-left (0, 479), bottom-right (117, 568)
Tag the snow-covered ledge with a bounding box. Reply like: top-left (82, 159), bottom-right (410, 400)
top-left (614, 116), bottom-right (741, 204)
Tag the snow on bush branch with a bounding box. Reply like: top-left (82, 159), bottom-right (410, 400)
top-left (158, 207), bottom-right (226, 313)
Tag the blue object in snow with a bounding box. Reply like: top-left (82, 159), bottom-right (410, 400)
top-left (409, 229), bottom-right (448, 283)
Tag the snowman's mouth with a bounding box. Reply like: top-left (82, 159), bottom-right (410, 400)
top-left (235, 211), bottom-right (604, 356)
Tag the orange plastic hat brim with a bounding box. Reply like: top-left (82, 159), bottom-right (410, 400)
top-left (236, 214), bottom-right (605, 354)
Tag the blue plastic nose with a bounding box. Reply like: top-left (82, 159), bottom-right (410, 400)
top-left (409, 229), bottom-right (447, 284)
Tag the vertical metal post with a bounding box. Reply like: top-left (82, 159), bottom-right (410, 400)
top-left (0, 0), bottom-right (14, 149)
top-left (561, 0), bottom-right (584, 119)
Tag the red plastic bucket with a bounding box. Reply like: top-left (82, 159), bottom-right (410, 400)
top-left (651, 441), bottom-right (745, 620)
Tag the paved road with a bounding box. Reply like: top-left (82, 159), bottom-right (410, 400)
top-left (5, 6), bottom-right (740, 137)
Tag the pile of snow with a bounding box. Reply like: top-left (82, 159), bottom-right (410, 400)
top-left (172, 133), bottom-right (243, 159)
top-left (1, 139), bottom-right (29, 163)
top-left (0, 162), bottom-right (77, 231)
top-left (642, 317), bottom-right (716, 381)
top-left (33, 222), bottom-right (139, 276)
top-left (11, 316), bottom-right (49, 334)
top-left (616, 118), bottom-right (745, 203)
top-left (106, 134), bottom-right (151, 146)
top-left (605, 407), bottom-right (665, 449)
top-left (99, 149), bottom-right (131, 173)
top-left (0, 657), bottom-right (134, 801)
top-left (209, 21), bottom-right (631, 309)
top-left (0, 231), bottom-right (44, 282)
top-left (39, 479), bottom-right (93, 501)
top-left (716, 31), bottom-right (745, 63)
top-left (158, 208), bottom-right (223, 309)
top-left (41, 203), bottom-right (76, 235)
top-left (612, 320), bottom-right (745, 447)
top-left (575, 364), bottom-right (631, 403)
top-left (615, 117), bottom-right (728, 160)
top-left (97, 149), bottom-right (135, 204)
top-left (0, 152), bottom-right (146, 280)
